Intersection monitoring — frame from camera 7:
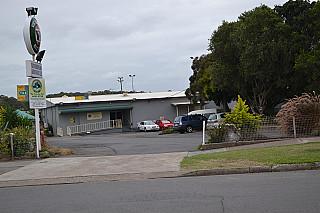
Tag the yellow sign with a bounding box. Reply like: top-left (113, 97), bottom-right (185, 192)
top-left (17, 85), bottom-right (29, 102)
top-left (87, 112), bottom-right (102, 120)
top-left (70, 118), bottom-right (75, 123)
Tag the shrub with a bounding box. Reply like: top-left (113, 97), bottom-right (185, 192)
top-left (206, 124), bottom-right (240, 143)
top-left (158, 128), bottom-right (178, 135)
top-left (223, 95), bottom-right (261, 139)
top-left (276, 92), bottom-right (320, 136)
top-left (0, 106), bottom-right (20, 130)
top-left (0, 126), bottom-right (35, 158)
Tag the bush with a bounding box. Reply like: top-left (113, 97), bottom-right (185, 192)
top-left (206, 124), bottom-right (240, 143)
top-left (223, 95), bottom-right (261, 139)
top-left (158, 128), bottom-right (178, 135)
top-left (0, 126), bottom-right (35, 158)
top-left (276, 93), bottom-right (320, 136)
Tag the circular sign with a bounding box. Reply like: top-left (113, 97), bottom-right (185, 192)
top-left (31, 79), bottom-right (43, 93)
top-left (23, 17), bottom-right (41, 55)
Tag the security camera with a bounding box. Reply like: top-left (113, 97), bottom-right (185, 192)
top-left (26, 7), bottom-right (38, 16)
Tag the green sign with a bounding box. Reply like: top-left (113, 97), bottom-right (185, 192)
top-left (23, 17), bottom-right (41, 55)
top-left (19, 91), bottom-right (28, 96)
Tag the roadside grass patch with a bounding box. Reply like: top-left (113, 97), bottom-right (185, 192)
top-left (181, 142), bottom-right (320, 170)
top-left (158, 128), bottom-right (178, 135)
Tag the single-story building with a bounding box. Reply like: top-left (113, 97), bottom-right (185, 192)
top-left (41, 91), bottom-right (221, 136)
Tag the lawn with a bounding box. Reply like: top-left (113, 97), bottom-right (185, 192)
top-left (180, 142), bottom-right (320, 170)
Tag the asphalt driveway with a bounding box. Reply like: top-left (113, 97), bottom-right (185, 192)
top-left (47, 131), bottom-right (206, 157)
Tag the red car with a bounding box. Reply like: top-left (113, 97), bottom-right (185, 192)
top-left (155, 119), bottom-right (174, 130)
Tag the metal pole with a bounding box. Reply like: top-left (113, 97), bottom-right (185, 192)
top-left (35, 108), bottom-right (41, 158)
top-left (293, 116), bottom-right (296, 138)
top-left (32, 55), bottom-right (41, 158)
top-left (129, 74), bottom-right (135, 92)
top-left (202, 120), bottom-right (206, 145)
top-left (10, 133), bottom-right (14, 159)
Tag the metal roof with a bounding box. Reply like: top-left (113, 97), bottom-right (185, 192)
top-left (16, 110), bottom-right (35, 120)
top-left (47, 91), bottom-right (186, 105)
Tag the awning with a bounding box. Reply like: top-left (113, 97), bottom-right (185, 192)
top-left (59, 105), bottom-right (133, 114)
top-left (171, 101), bottom-right (192, 106)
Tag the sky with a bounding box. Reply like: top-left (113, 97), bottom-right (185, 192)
top-left (0, 0), bottom-right (288, 98)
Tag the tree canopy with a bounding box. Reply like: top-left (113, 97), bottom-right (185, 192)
top-left (187, 0), bottom-right (319, 115)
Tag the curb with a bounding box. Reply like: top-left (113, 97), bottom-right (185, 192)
top-left (1, 163), bottom-right (319, 188)
top-left (0, 171), bottom-right (185, 188)
top-left (180, 162), bottom-right (320, 177)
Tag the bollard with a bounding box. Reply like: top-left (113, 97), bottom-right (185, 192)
top-left (10, 133), bottom-right (14, 159)
top-left (293, 116), bottom-right (297, 138)
top-left (41, 130), bottom-right (45, 148)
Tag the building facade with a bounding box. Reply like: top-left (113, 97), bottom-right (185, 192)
top-left (41, 91), bottom-right (220, 136)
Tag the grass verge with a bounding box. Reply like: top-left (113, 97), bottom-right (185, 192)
top-left (181, 142), bottom-right (320, 170)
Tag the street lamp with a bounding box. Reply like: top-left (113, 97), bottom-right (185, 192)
top-left (129, 74), bottom-right (135, 92)
top-left (117, 77), bottom-right (124, 92)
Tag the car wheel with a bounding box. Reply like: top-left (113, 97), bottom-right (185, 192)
top-left (186, 126), bottom-right (193, 133)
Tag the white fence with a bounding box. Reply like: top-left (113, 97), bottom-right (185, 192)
top-left (66, 119), bottom-right (122, 136)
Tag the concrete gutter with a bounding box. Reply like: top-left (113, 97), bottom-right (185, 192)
top-left (180, 162), bottom-right (320, 178)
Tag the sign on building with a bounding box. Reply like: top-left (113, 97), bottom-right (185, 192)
top-left (28, 78), bottom-right (46, 109)
top-left (87, 112), bottom-right (102, 120)
top-left (17, 85), bottom-right (29, 102)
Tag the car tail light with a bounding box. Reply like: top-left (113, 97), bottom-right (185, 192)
top-left (214, 120), bottom-right (218, 123)
top-left (179, 121), bottom-right (182, 126)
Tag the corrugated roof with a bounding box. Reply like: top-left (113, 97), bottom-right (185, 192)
top-left (47, 91), bottom-right (186, 105)
top-left (16, 110), bottom-right (35, 120)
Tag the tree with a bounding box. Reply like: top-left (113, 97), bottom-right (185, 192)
top-left (293, 1), bottom-right (320, 92)
top-left (186, 54), bottom-right (214, 106)
top-left (0, 106), bottom-right (21, 130)
top-left (187, 1), bottom-right (319, 115)
top-left (224, 95), bottom-right (261, 135)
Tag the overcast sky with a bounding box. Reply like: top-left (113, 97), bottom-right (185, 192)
top-left (0, 0), bottom-right (288, 98)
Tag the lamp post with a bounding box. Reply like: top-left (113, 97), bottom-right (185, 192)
top-left (117, 77), bottom-right (124, 92)
top-left (129, 74), bottom-right (135, 92)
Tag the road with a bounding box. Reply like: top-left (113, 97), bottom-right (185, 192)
top-left (47, 131), bottom-right (206, 157)
top-left (1, 170), bottom-right (319, 213)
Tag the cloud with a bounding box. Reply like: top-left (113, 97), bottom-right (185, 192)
top-left (0, 0), bottom-right (289, 97)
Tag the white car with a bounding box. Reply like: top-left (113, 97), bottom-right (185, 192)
top-left (207, 112), bottom-right (228, 129)
top-left (137, 120), bottom-right (160, 131)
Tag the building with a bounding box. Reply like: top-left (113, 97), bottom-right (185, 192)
top-left (41, 91), bottom-right (220, 136)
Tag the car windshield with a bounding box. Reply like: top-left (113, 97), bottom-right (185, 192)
top-left (208, 114), bottom-right (217, 120)
top-left (144, 121), bottom-right (155, 125)
top-left (161, 120), bottom-right (171, 124)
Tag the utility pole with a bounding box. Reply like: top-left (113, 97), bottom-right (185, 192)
top-left (129, 74), bottom-right (135, 92)
top-left (117, 77), bottom-right (124, 92)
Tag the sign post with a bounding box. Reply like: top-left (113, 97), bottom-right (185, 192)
top-left (23, 7), bottom-right (46, 159)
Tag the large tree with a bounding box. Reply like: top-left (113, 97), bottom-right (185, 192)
top-left (187, 1), bottom-right (319, 115)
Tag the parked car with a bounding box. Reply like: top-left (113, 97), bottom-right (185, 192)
top-left (155, 119), bottom-right (174, 130)
top-left (173, 114), bottom-right (207, 133)
top-left (206, 112), bottom-right (228, 129)
top-left (137, 120), bottom-right (160, 131)
top-left (188, 108), bottom-right (217, 118)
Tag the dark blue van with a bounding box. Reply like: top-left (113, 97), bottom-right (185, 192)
top-left (173, 114), bottom-right (207, 133)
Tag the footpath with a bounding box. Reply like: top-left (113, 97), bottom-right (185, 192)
top-left (0, 137), bottom-right (319, 188)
